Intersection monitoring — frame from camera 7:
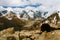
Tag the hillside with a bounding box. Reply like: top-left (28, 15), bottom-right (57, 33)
top-left (0, 10), bottom-right (60, 40)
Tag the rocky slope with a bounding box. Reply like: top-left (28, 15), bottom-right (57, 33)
top-left (0, 10), bottom-right (60, 40)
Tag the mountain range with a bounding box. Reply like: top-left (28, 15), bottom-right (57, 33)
top-left (0, 8), bottom-right (60, 31)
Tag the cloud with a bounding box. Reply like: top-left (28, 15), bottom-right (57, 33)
top-left (0, 0), bottom-right (40, 6)
top-left (0, 0), bottom-right (60, 10)
top-left (0, 0), bottom-right (41, 8)
top-left (0, 0), bottom-right (29, 6)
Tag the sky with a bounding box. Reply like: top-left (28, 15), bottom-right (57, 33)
top-left (0, 0), bottom-right (60, 10)
top-left (0, 0), bottom-right (40, 6)
top-left (0, 0), bottom-right (60, 11)
top-left (0, 0), bottom-right (60, 18)
top-left (0, 0), bottom-right (60, 8)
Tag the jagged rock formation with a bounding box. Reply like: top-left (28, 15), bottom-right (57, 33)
top-left (47, 13), bottom-right (59, 24)
top-left (42, 12), bottom-right (60, 24)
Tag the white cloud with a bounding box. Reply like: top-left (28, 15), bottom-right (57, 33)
top-left (0, 0), bottom-right (60, 8)
top-left (1, 0), bottom-right (59, 9)
top-left (0, 0), bottom-right (30, 6)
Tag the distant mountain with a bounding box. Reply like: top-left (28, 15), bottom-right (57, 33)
top-left (0, 7), bottom-right (60, 21)
top-left (0, 6), bottom-right (46, 19)
top-left (1, 10), bottom-right (7, 14)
